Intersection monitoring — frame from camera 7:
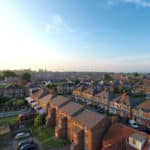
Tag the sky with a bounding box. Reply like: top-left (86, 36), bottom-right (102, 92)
top-left (0, 0), bottom-right (150, 72)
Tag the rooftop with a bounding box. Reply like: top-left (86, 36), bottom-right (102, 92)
top-left (51, 95), bottom-right (70, 107)
top-left (60, 101), bottom-right (84, 116)
top-left (135, 100), bottom-right (150, 112)
top-left (73, 109), bottom-right (106, 129)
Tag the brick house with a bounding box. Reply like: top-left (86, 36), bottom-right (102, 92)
top-left (102, 123), bottom-right (150, 150)
top-left (70, 109), bottom-right (111, 150)
top-left (38, 94), bottom-right (53, 112)
top-left (73, 85), bottom-right (88, 101)
top-left (93, 90), bottom-right (115, 111)
top-left (55, 101), bottom-right (84, 139)
top-left (31, 87), bottom-right (50, 102)
top-left (109, 93), bottom-right (143, 119)
top-left (132, 100), bottom-right (150, 129)
top-left (46, 96), bottom-right (70, 127)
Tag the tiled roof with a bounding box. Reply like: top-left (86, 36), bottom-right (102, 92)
top-left (33, 87), bottom-right (50, 99)
top-left (94, 90), bottom-right (114, 99)
top-left (39, 94), bottom-right (53, 104)
top-left (135, 100), bottom-right (150, 112)
top-left (60, 101), bottom-right (84, 116)
top-left (73, 109), bottom-right (106, 129)
top-left (51, 95), bottom-right (70, 107)
top-left (113, 93), bottom-right (143, 108)
top-left (102, 123), bottom-right (149, 150)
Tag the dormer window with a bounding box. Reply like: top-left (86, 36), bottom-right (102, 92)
top-left (129, 133), bottom-right (147, 150)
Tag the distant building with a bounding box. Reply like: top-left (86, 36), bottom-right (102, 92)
top-left (0, 84), bottom-right (24, 98)
top-left (57, 83), bottom-right (75, 95)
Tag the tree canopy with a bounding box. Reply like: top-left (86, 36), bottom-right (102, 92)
top-left (22, 72), bottom-right (31, 81)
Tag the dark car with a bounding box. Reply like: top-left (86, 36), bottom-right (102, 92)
top-left (18, 140), bottom-right (34, 149)
top-left (20, 143), bottom-right (37, 150)
top-left (97, 108), bottom-right (105, 113)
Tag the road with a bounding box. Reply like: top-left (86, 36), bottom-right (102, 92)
top-left (0, 109), bottom-right (28, 118)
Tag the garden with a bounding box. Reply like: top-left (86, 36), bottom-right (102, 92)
top-left (0, 97), bottom-right (28, 111)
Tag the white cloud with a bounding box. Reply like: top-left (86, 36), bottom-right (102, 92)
top-left (106, 0), bottom-right (150, 8)
top-left (45, 15), bottom-right (77, 33)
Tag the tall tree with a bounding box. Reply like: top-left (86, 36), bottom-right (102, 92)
top-left (22, 72), bottom-right (31, 81)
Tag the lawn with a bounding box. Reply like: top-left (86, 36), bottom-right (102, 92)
top-left (0, 116), bottom-right (18, 125)
top-left (30, 125), bottom-right (70, 150)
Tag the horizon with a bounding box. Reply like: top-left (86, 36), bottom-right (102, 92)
top-left (1, 0), bottom-right (150, 72)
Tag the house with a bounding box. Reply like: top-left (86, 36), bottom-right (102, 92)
top-left (55, 101), bottom-right (84, 139)
top-left (27, 87), bottom-right (51, 114)
top-left (38, 94), bottom-right (53, 112)
top-left (73, 84), bottom-right (88, 101)
top-left (46, 96), bottom-right (70, 127)
top-left (2, 84), bottom-right (24, 98)
top-left (93, 90), bottom-right (115, 111)
top-left (102, 123), bottom-right (150, 150)
top-left (70, 109), bottom-right (111, 150)
top-left (109, 93), bottom-right (143, 119)
top-left (24, 82), bottom-right (41, 96)
top-left (57, 83), bottom-right (75, 95)
top-left (30, 87), bottom-right (50, 102)
top-left (132, 100), bottom-right (150, 129)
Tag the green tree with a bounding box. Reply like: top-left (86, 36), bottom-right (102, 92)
top-left (22, 72), bottom-right (31, 81)
top-left (104, 74), bottom-right (111, 81)
top-left (34, 115), bottom-right (43, 127)
top-left (3, 70), bottom-right (16, 77)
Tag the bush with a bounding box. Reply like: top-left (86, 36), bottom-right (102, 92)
top-left (13, 99), bottom-right (25, 107)
top-left (34, 115), bottom-right (43, 127)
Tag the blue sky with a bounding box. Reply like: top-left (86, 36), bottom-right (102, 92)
top-left (0, 0), bottom-right (150, 72)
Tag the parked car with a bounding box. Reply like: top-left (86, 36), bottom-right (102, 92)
top-left (15, 132), bottom-right (31, 140)
top-left (18, 140), bottom-right (34, 149)
top-left (20, 143), bottom-right (37, 150)
top-left (129, 120), bottom-right (139, 129)
top-left (96, 108), bottom-right (105, 113)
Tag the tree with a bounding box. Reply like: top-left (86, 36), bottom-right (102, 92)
top-left (34, 115), bottom-right (43, 127)
top-left (3, 70), bottom-right (16, 77)
top-left (22, 72), bottom-right (31, 81)
top-left (104, 74), bottom-right (111, 81)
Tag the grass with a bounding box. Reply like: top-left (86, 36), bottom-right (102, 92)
top-left (30, 125), bottom-right (70, 150)
top-left (0, 116), bottom-right (18, 125)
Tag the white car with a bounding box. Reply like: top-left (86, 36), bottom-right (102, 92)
top-left (15, 132), bottom-right (30, 140)
top-left (129, 120), bottom-right (139, 129)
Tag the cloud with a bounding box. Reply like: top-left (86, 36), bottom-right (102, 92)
top-left (106, 0), bottom-right (150, 8)
top-left (45, 15), bottom-right (77, 33)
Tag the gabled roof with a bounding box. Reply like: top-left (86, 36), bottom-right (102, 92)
top-left (94, 90), bottom-right (114, 100)
top-left (112, 94), bottom-right (143, 108)
top-left (39, 94), bottom-right (53, 104)
top-left (33, 87), bottom-right (50, 99)
top-left (73, 109), bottom-right (106, 129)
top-left (60, 101), bottom-right (84, 116)
top-left (102, 123), bottom-right (149, 150)
top-left (134, 100), bottom-right (150, 112)
top-left (51, 95), bottom-right (70, 107)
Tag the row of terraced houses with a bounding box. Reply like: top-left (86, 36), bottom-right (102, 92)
top-left (28, 87), bottom-right (150, 150)
top-left (73, 83), bottom-right (150, 129)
